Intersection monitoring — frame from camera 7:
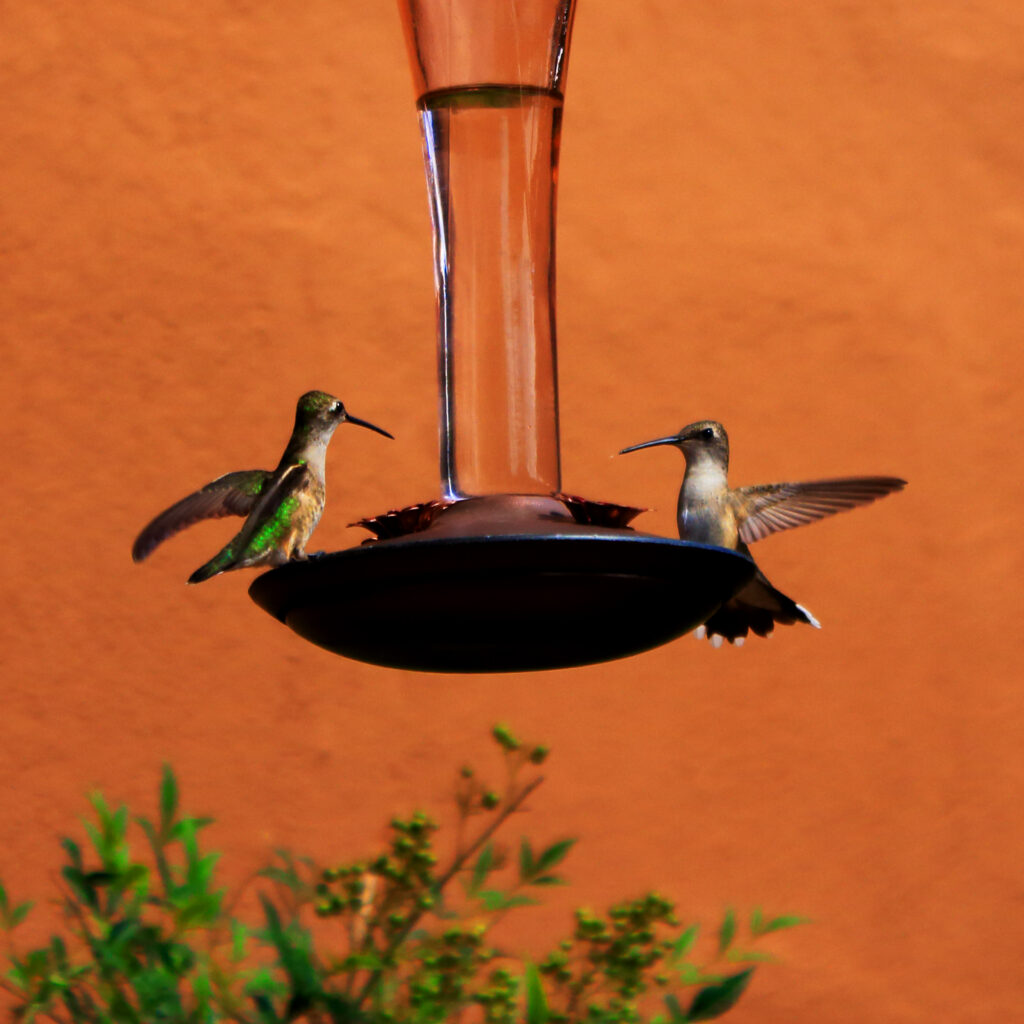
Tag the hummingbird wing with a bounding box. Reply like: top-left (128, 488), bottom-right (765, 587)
top-left (187, 462), bottom-right (320, 582)
top-left (132, 469), bottom-right (272, 562)
top-left (733, 476), bottom-right (906, 544)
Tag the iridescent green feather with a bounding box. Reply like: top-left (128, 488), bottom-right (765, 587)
top-left (245, 495), bottom-right (302, 558)
top-left (187, 465), bottom-right (311, 584)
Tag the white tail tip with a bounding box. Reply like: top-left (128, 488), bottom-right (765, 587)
top-left (798, 604), bottom-right (821, 629)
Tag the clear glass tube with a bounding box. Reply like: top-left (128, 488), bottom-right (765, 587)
top-left (399, 0), bottom-right (576, 500)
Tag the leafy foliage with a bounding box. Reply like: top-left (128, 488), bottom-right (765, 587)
top-left (0, 729), bottom-right (803, 1022)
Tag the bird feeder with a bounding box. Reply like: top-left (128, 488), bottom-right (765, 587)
top-left (249, 0), bottom-right (754, 671)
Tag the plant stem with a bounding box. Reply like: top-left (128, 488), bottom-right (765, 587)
top-left (353, 774), bottom-right (544, 1008)
top-left (437, 775), bottom-right (544, 892)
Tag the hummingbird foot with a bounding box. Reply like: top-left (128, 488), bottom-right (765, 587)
top-left (694, 624), bottom-right (745, 647)
top-left (286, 550), bottom-right (326, 563)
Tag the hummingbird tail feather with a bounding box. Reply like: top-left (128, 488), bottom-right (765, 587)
top-left (700, 573), bottom-right (820, 643)
top-left (187, 561), bottom-right (223, 584)
top-left (187, 548), bottom-right (236, 584)
top-left (795, 602), bottom-right (821, 629)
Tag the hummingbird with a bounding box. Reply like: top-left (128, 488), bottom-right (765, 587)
top-left (619, 420), bottom-right (905, 645)
top-left (132, 391), bottom-right (393, 583)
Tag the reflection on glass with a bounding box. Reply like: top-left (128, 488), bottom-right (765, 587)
top-left (399, 0), bottom-right (576, 499)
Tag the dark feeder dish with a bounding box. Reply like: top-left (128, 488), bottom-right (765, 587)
top-left (250, 495), bottom-right (754, 673)
top-left (249, 0), bottom-right (754, 672)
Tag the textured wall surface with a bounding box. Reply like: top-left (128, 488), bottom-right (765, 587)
top-left (2, 2), bottom-right (1021, 1020)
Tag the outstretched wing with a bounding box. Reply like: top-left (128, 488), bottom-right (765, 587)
top-left (734, 476), bottom-right (906, 544)
top-left (132, 469), bottom-right (272, 562)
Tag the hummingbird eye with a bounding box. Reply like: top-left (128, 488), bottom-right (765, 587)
top-left (701, 427), bottom-right (715, 441)
top-left (331, 401), bottom-right (344, 415)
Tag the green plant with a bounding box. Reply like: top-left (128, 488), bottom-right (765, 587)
top-left (0, 726), bottom-right (804, 1022)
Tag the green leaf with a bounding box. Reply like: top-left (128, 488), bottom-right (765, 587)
top-left (175, 891), bottom-right (223, 929)
top-left (342, 953), bottom-right (387, 970)
top-left (112, 805), bottom-right (128, 843)
top-left (684, 968), bottom-right (754, 1021)
top-left (504, 895), bottom-right (539, 910)
top-left (83, 820), bottom-right (103, 858)
top-left (248, 989), bottom-right (278, 1023)
top-left (87, 790), bottom-right (109, 822)
top-left (6, 961), bottom-right (28, 991)
top-left (259, 848), bottom-right (313, 896)
top-left (753, 913), bottom-right (808, 936)
top-left (169, 816), bottom-right (215, 842)
top-left (725, 949), bottom-right (776, 964)
top-left (529, 875), bottom-right (567, 887)
top-left (519, 838), bottom-right (535, 880)
top-left (61, 837), bottom-right (83, 870)
top-left (678, 963), bottom-right (723, 986)
top-left (135, 815), bottom-right (157, 848)
top-left (478, 889), bottom-right (505, 911)
top-left (479, 890), bottom-right (538, 912)
top-left (524, 962), bottom-right (549, 1024)
top-left (670, 924), bottom-right (699, 962)
top-left (9, 900), bottom-right (33, 929)
top-left (160, 765), bottom-right (178, 834)
top-left (261, 895), bottom-right (283, 936)
top-left (231, 920), bottom-right (248, 962)
top-left (246, 965), bottom-right (288, 1020)
top-left (492, 723), bottom-right (521, 752)
top-left (193, 964), bottom-right (214, 1009)
top-left (664, 994), bottom-right (687, 1023)
top-left (717, 908), bottom-right (736, 956)
top-left (470, 843), bottom-right (495, 895)
top-left (259, 894), bottom-right (320, 1003)
top-left (49, 936), bottom-right (68, 965)
top-left (106, 918), bottom-right (138, 947)
top-left (259, 866), bottom-right (303, 890)
top-left (61, 867), bottom-right (99, 910)
top-left (535, 839), bottom-right (575, 873)
top-left (320, 991), bottom-right (363, 1022)
top-left (137, 816), bottom-right (174, 896)
top-left (0, 887), bottom-right (32, 932)
top-left (122, 863), bottom-right (149, 888)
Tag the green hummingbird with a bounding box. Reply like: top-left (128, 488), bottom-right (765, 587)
top-left (133, 391), bottom-right (393, 583)
top-left (620, 420), bottom-right (905, 645)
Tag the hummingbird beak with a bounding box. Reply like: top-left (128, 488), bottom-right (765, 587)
top-left (345, 414), bottom-right (394, 439)
top-left (618, 436), bottom-right (679, 455)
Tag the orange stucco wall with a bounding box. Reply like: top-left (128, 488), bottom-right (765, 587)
top-left (2, 2), bottom-right (1020, 1020)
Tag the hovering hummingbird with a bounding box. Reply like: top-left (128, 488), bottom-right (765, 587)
top-left (132, 391), bottom-right (393, 583)
top-left (619, 420), bottom-right (905, 645)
